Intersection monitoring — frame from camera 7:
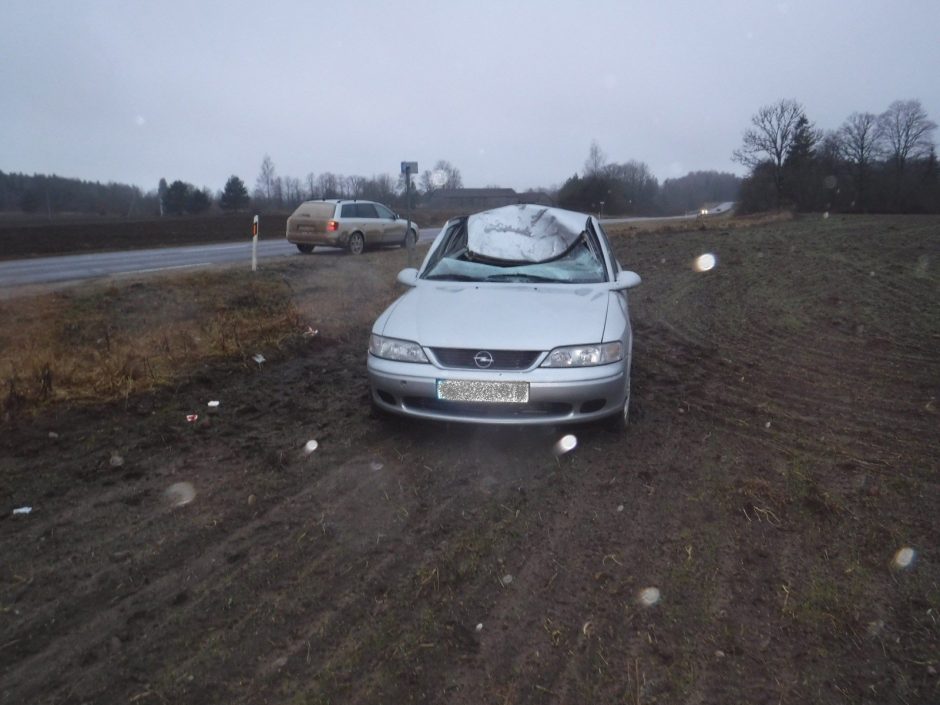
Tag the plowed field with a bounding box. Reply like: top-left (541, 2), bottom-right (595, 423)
top-left (2, 214), bottom-right (938, 704)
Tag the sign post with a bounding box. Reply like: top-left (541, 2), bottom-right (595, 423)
top-left (401, 161), bottom-right (418, 267)
top-left (251, 215), bottom-right (259, 272)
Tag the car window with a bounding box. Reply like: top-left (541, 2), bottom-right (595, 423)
top-left (588, 218), bottom-right (619, 277)
top-left (357, 203), bottom-right (379, 218)
top-left (422, 219), bottom-right (606, 284)
top-left (294, 202), bottom-right (335, 218)
top-left (341, 203), bottom-right (356, 218)
top-left (374, 203), bottom-right (395, 220)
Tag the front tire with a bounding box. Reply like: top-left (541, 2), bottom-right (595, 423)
top-left (296, 243), bottom-right (314, 254)
top-left (348, 231), bottom-right (365, 255)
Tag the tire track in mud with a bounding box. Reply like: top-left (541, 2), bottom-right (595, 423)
top-left (2, 216), bottom-right (938, 705)
top-left (632, 226), bottom-right (939, 475)
top-left (612, 217), bottom-right (940, 703)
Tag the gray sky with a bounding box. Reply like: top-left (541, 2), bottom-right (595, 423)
top-left (3, 0), bottom-right (938, 194)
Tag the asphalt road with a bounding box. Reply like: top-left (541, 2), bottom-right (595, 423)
top-left (0, 205), bottom-right (730, 291)
top-left (0, 229), bottom-right (441, 290)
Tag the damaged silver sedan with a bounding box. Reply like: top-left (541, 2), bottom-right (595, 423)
top-left (367, 204), bottom-right (641, 427)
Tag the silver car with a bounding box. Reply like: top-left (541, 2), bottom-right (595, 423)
top-left (286, 199), bottom-right (418, 254)
top-left (367, 204), bottom-right (641, 427)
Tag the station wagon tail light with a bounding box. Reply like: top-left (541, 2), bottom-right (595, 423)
top-left (327, 220), bottom-right (339, 232)
top-left (541, 342), bottom-right (623, 367)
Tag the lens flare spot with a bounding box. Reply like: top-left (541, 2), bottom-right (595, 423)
top-left (694, 253), bottom-right (716, 272)
top-left (893, 547), bottom-right (915, 569)
top-left (638, 587), bottom-right (661, 607)
top-left (553, 434), bottom-right (578, 455)
top-left (304, 440), bottom-right (319, 455)
top-left (165, 482), bottom-right (196, 507)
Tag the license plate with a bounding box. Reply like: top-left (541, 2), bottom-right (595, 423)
top-left (437, 380), bottom-right (529, 403)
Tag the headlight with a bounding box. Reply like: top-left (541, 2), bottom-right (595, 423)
top-left (541, 342), bottom-right (623, 367)
top-left (369, 334), bottom-right (429, 363)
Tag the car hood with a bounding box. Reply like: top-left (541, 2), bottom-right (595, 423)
top-left (378, 282), bottom-right (612, 350)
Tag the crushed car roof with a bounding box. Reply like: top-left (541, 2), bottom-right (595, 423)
top-left (467, 204), bottom-right (588, 263)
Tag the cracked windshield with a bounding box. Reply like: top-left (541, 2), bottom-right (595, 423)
top-left (1, 1), bottom-right (938, 703)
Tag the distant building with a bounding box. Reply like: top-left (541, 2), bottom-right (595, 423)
top-left (422, 188), bottom-right (554, 211)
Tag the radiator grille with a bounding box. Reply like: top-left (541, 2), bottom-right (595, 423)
top-left (430, 348), bottom-right (542, 370)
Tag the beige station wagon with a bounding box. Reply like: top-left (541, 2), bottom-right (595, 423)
top-left (285, 199), bottom-right (418, 255)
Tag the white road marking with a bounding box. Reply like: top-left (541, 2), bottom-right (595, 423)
top-left (119, 262), bottom-right (213, 275)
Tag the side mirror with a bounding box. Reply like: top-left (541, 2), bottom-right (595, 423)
top-left (392, 213), bottom-right (399, 220)
top-left (610, 270), bottom-right (641, 290)
top-left (396, 268), bottom-right (419, 286)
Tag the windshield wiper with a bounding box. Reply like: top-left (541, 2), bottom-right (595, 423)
top-left (423, 273), bottom-right (481, 282)
top-left (484, 273), bottom-right (558, 283)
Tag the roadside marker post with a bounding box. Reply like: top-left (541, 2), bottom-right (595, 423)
top-left (401, 161), bottom-right (418, 267)
top-left (251, 215), bottom-right (259, 272)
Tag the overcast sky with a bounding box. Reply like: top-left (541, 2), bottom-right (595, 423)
top-left (3, 0), bottom-right (939, 194)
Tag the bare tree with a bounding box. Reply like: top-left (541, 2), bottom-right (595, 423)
top-left (254, 155), bottom-right (277, 203)
top-left (362, 173), bottom-right (396, 203)
top-left (317, 172), bottom-right (340, 199)
top-left (837, 112), bottom-right (881, 208)
top-left (732, 99), bottom-right (805, 203)
top-left (878, 99), bottom-right (937, 172)
top-left (421, 160), bottom-right (463, 194)
top-left (584, 140), bottom-right (607, 176)
top-left (838, 113), bottom-right (881, 168)
top-left (305, 172), bottom-right (317, 199)
top-left (419, 169), bottom-right (436, 194)
top-left (283, 176), bottom-right (304, 206)
top-left (345, 175), bottom-right (367, 199)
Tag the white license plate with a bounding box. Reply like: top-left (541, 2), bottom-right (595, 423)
top-left (437, 380), bottom-right (529, 403)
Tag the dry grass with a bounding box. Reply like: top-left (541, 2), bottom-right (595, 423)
top-left (0, 247), bottom-right (418, 415)
top-left (1, 270), bottom-right (295, 414)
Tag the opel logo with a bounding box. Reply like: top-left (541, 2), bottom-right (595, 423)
top-left (473, 351), bottom-right (494, 369)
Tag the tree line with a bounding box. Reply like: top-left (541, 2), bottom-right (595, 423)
top-left (0, 156), bottom-right (739, 219)
top-left (5, 96), bottom-right (935, 220)
top-left (556, 140), bottom-right (741, 215)
top-left (0, 171), bottom-right (156, 217)
top-left (733, 98), bottom-right (938, 213)
top-left (248, 156), bottom-right (464, 211)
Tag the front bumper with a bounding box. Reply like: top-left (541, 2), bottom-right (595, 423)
top-left (367, 354), bottom-right (628, 425)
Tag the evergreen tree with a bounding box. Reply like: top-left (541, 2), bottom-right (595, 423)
top-left (162, 180), bottom-right (190, 216)
top-left (219, 175), bottom-right (250, 211)
top-left (186, 188), bottom-right (211, 215)
top-left (782, 114), bottom-right (821, 210)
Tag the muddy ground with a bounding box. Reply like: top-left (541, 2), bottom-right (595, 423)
top-left (1, 215), bottom-right (938, 704)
